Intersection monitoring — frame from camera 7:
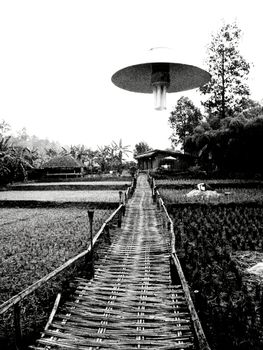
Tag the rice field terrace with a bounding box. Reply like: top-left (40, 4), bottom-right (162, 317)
top-left (0, 190), bottom-right (120, 203)
top-left (155, 178), bottom-right (263, 189)
top-left (6, 180), bottom-right (131, 191)
top-left (0, 207), bottom-right (112, 303)
top-left (158, 179), bottom-right (263, 350)
top-left (30, 175), bottom-right (132, 183)
top-left (0, 180), bottom-right (131, 210)
top-left (0, 207), bottom-right (113, 348)
top-left (158, 187), bottom-right (263, 204)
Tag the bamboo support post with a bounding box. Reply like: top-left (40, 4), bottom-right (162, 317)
top-left (88, 210), bottom-right (94, 250)
top-left (151, 178), bottom-right (155, 193)
top-left (156, 196), bottom-right (160, 209)
top-left (14, 303), bottom-right (22, 350)
top-left (133, 176), bottom-right (137, 188)
top-left (119, 191), bottom-right (123, 205)
top-left (104, 223), bottom-right (111, 245)
top-left (152, 187), bottom-right (157, 203)
top-left (87, 210), bottom-right (94, 277)
top-left (43, 293), bottom-right (61, 333)
top-left (122, 204), bottom-right (126, 216)
top-left (117, 206), bottom-right (122, 228)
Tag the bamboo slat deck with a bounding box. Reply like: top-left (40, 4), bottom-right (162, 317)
top-left (31, 174), bottom-right (196, 349)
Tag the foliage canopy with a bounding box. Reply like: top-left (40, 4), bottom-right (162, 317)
top-left (169, 96), bottom-right (202, 150)
top-left (200, 22), bottom-right (250, 120)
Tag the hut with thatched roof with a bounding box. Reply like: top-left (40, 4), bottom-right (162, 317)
top-left (42, 155), bottom-right (84, 179)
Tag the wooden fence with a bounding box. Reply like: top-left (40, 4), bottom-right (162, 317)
top-left (0, 176), bottom-right (137, 349)
top-left (147, 172), bottom-right (211, 350)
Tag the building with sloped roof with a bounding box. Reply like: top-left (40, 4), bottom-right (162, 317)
top-left (135, 149), bottom-right (195, 171)
top-left (42, 155), bottom-right (84, 179)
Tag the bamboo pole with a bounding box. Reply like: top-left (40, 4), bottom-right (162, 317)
top-left (119, 191), bottom-right (123, 205)
top-left (122, 204), bottom-right (126, 217)
top-left (14, 303), bottom-right (22, 350)
top-left (104, 223), bottom-right (111, 245)
top-left (152, 187), bottom-right (157, 203)
top-left (171, 254), bottom-right (211, 350)
top-left (117, 209), bottom-right (122, 228)
top-left (87, 210), bottom-right (95, 277)
top-left (43, 293), bottom-right (61, 333)
top-left (155, 186), bottom-right (211, 350)
top-left (87, 210), bottom-right (94, 251)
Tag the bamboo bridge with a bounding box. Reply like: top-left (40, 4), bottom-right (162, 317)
top-left (30, 174), bottom-right (210, 350)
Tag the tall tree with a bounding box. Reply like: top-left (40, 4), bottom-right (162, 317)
top-left (201, 22), bottom-right (250, 121)
top-left (133, 142), bottom-right (152, 157)
top-left (169, 96), bottom-right (202, 150)
top-left (237, 99), bottom-right (263, 119)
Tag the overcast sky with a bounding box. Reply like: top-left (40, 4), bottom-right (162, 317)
top-left (0, 0), bottom-right (262, 155)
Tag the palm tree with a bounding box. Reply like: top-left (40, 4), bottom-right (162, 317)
top-left (95, 146), bottom-right (111, 173)
top-left (69, 145), bottom-right (86, 163)
top-left (84, 149), bottom-right (98, 172)
top-left (9, 146), bottom-right (34, 181)
top-left (0, 135), bottom-right (12, 154)
top-left (0, 136), bottom-right (34, 184)
top-left (0, 135), bottom-right (14, 184)
top-left (45, 147), bottom-right (59, 158)
top-left (110, 139), bottom-right (131, 174)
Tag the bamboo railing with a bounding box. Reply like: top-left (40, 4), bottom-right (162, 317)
top-left (0, 176), bottom-right (137, 348)
top-left (147, 172), bottom-right (211, 350)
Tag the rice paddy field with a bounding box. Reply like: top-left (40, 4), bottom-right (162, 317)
top-left (157, 178), bottom-right (263, 350)
top-left (0, 190), bottom-right (120, 202)
top-left (0, 176), bottom-right (124, 348)
top-left (0, 207), bottom-right (113, 303)
top-left (155, 178), bottom-right (263, 187)
top-left (159, 187), bottom-right (263, 204)
top-left (0, 207), bottom-right (114, 348)
top-left (7, 180), bottom-right (131, 191)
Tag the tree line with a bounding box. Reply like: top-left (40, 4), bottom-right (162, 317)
top-left (0, 123), bottom-right (136, 184)
top-left (169, 22), bottom-right (263, 177)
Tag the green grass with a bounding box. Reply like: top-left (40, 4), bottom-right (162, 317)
top-left (0, 207), bottom-right (113, 349)
top-left (0, 207), bottom-right (112, 303)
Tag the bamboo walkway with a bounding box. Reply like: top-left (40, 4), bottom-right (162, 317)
top-left (32, 174), bottom-right (196, 350)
